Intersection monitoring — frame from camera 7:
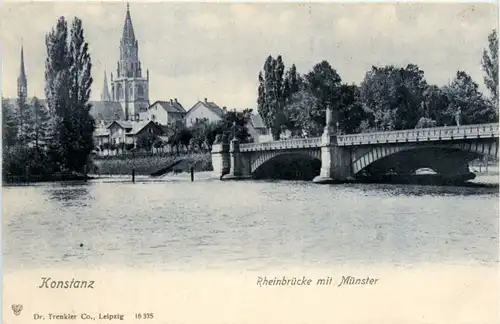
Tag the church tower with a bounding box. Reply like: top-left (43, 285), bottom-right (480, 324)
top-left (111, 3), bottom-right (150, 120)
top-left (17, 42), bottom-right (28, 100)
top-left (101, 70), bottom-right (112, 101)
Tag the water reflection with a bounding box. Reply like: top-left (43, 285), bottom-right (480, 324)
top-left (346, 182), bottom-right (499, 197)
top-left (46, 182), bottom-right (93, 206)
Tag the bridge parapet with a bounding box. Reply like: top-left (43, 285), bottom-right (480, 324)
top-left (338, 123), bottom-right (499, 146)
top-left (240, 137), bottom-right (322, 152)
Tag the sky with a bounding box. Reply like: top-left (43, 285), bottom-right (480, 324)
top-left (0, 2), bottom-right (498, 110)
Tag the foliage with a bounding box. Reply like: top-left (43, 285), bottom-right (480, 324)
top-left (257, 55), bottom-right (297, 139)
top-left (443, 71), bottom-right (496, 125)
top-left (337, 84), bottom-right (368, 134)
top-left (136, 132), bottom-right (156, 151)
top-left (286, 90), bottom-right (323, 136)
top-left (415, 117), bottom-right (437, 129)
top-left (17, 96), bottom-right (35, 145)
top-left (481, 29), bottom-right (498, 113)
top-left (44, 16), bottom-right (95, 173)
top-left (216, 108), bottom-right (252, 143)
top-left (422, 85), bottom-right (449, 126)
top-left (285, 62), bottom-right (366, 136)
top-left (2, 99), bottom-right (19, 149)
top-left (165, 109), bottom-right (252, 153)
top-left (360, 64), bottom-right (428, 131)
top-left (31, 96), bottom-right (51, 151)
top-left (304, 60), bottom-right (342, 112)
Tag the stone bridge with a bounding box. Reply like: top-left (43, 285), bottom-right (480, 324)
top-left (211, 116), bottom-right (499, 183)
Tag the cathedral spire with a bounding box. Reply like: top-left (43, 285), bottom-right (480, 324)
top-left (122, 2), bottom-right (136, 43)
top-left (17, 40), bottom-right (28, 99)
top-left (118, 3), bottom-right (141, 78)
top-left (101, 70), bottom-right (111, 101)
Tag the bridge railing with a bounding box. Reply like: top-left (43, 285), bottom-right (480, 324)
top-left (240, 137), bottom-right (322, 152)
top-left (338, 123), bottom-right (499, 145)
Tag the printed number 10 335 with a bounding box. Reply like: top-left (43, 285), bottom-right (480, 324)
top-left (135, 313), bottom-right (154, 319)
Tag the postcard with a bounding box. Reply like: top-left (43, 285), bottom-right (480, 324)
top-left (2, 1), bottom-right (499, 323)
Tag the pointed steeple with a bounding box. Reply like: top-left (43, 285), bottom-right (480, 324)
top-left (101, 70), bottom-right (112, 101)
top-left (117, 3), bottom-right (141, 78)
top-left (122, 2), bottom-right (136, 43)
top-left (17, 40), bottom-right (28, 99)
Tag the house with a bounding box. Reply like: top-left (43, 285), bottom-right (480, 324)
top-left (142, 99), bottom-right (186, 125)
top-left (247, 113), bottom-right (272, 143)
top-left (185, 98), bottom-right (226, 127)
top-left (93, 123), bottom-right (110, 148)
top-left (106, 120), bottom-right (165, 147)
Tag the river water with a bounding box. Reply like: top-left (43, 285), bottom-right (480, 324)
top-left (3, 174), bottom-right (499, 272)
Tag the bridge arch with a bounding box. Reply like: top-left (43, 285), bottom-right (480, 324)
top-left (352, 141), bottom-right (499, 175)
top-left (250, 149), bottom-right (321, 178)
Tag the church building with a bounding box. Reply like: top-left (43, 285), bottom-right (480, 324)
top-left (104, 3), bottom-right (150, 121)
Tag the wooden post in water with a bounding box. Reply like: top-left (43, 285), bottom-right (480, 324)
top-left (84, 165), bottom-right (88, 182)
top-left (190, 165), bottom-right (194, 182)
top-left (25, 165), bottom-right (29, 185)
top-left (132, 169), bottom-right (135, 183)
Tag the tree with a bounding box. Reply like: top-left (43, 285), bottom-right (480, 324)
top-left (285, 62), bottom-right (366, 136)
top-left (44, 16), bottom-right (70, 170)
top-left (396, 64), bottom-right (428, 129)
top-left (305, 60), bottom-right (342, 113)
top-left (481, 29), bottom-right (498, 113)
top-left (286, 90), bottom-right (323, 136)
top-left (217, 108), bottom-right (252, 143)
top-left (136, 133), bottom-right (155, 151)
top-left (282, 64), bottom-right (302, 130)
top-left (257, 55), bottom-right (288, 140)
top-left (359, 64), bottom-right (428, 131)
top-left (31, 97), bottom-right (51, 151)
top-left (415, 117), bottom-right (437, 129)
top-left (17, 96), bottom-right (35, 145)
top-left (422, 85), bottom-right (448, 126)
top-left (444, 71), bottom-right (496, 125)
top-left (66, 17), bottom-right (95, 171)
top-left (44, 16), bottom-right (95, 173)
top-left (2, 99), bottom-right (19, 148)
top-left (337, 84), bottom-right (368, 134)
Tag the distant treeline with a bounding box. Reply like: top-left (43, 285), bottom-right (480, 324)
top-left (257, 30), bottom-right (498, 140)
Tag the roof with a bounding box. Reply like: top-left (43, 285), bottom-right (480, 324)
top-left (150, 100), bottom-right (186, 114)
top-left (89, 101), bottom-right (125, 122)
top-left (188, 100), bottom-right (224, 118)
top-left (122, 4), bottom-right (136, 42)
top-left (250, 113), bottom-right (266, 129)
top-left (107, 120), bottom-right (133, 130)
top-left (94, 129), bottom-right (109, 137)
top-left (129, 120), bottom-right (152, 134)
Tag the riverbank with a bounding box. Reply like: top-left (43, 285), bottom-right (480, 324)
top-left (2, 172), bottom-right (94, 184)
top-left (92, 153), bottom-right (212, 175)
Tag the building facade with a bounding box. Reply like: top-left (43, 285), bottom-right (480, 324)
top-left (144, 99), bottom-right (186, 126)
top-left (185, 98), bottom-right (226, 128)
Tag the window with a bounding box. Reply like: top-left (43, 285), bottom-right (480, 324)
top-left (116, 83), bottom-right (123, 100)
top-left (137, 85), bottom-right (144, 98)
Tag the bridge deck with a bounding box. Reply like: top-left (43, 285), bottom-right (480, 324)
top-left (239, 123), bottom-right (499, 152)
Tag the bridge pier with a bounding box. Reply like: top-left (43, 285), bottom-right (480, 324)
top-left (221, 138), bottom-right (250, 180)
top-left (211, 135), bottom-right (230, 179)
top-left (313, 126), bottom-right (353, 184)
